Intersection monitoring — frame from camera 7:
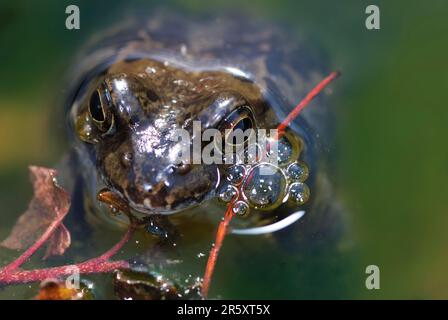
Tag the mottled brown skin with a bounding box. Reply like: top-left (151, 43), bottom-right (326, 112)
top-left (73, 58), bottom-right (274, 214)
top-left (66, 11), bottom-right (338, 232)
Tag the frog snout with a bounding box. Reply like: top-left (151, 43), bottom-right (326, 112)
top-left (121, 162), bottom-right (219, 214)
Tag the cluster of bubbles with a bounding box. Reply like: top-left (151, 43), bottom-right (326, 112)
top-left (218, 133), bottom-right (310, 216)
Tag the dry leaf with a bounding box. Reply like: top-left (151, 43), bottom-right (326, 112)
top-left (43, 224), bottom-right (71, 259)
top-left (1, 166), bottom-right (71, 259)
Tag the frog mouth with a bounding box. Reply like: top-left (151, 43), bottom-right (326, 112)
top-left (126, 189), bottom-right (217, 215)
top-left (97, 171), bottom-right (220, 216)
top-left (105, 188), bottom-right (217, 216)
top-left (123, 167), bottom-right (221, 215)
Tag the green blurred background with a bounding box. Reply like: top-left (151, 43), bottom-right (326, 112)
top-left (0, 0), bottom-right (447, 299)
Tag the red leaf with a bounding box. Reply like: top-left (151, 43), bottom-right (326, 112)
top-left (1, 166), bottom-right (71, 259)
top-left (43, 224), bottom-right (71, 260)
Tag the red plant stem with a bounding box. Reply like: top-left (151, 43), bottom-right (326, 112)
top-left (0, 226), bottom-right (134, 285)
top-left (200, 72), bottom-right (341, 298)
top-left (1, 214), bottom-right (66, 273)
top-left (275, 71), bottom-right (340, 140)
top-left (0, 260), bottom-right (129, 285)
top-left (201, 204), bottom-right (234, 298)
top-left (86, 226), bottom-right (134, 263)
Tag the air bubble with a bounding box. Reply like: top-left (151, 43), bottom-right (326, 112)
top-left (218, 184), bottom-right (238, 203)
top-left (232, 201), bottom-right (249, 216)
top-left (276, 137), bottom-right (293, 165)
top-left (226, 165), bottom-right (245, 185)
top-left (242, 163), bottom-right (287, 210)
top-left (289, 182), bottom-right (310, 205)
top-left (268, 131), bottom-right (302, 166)
top-left (287, 161), bottom-right (309, 182)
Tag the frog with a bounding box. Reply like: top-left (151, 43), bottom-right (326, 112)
top-left (61, 10), bottom-right (343, 246)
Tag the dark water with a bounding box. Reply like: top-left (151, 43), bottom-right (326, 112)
top-left (0, 0), bottom-right (447, 299)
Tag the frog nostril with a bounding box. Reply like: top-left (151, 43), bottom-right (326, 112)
top-left (143, 183), bottom-right (153, 193)
top-left (166, 162), bottom-right (192, 175)
top-left (175, 162), bottom-right (192, 175)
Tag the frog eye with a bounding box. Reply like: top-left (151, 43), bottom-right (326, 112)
top-left (227, 116), bottom-right (254, 146)
top-left (221, 106), bottom-right (255, 146)
top-left (87, 88), bottom-right (115, 134)
top-left (89, 90), bottom-right (105, 122)
top-left (233, 116), bottom-right (253, 132)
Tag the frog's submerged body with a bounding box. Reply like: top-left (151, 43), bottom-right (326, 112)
top-left (63, 11), bottom-right (343, 244)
